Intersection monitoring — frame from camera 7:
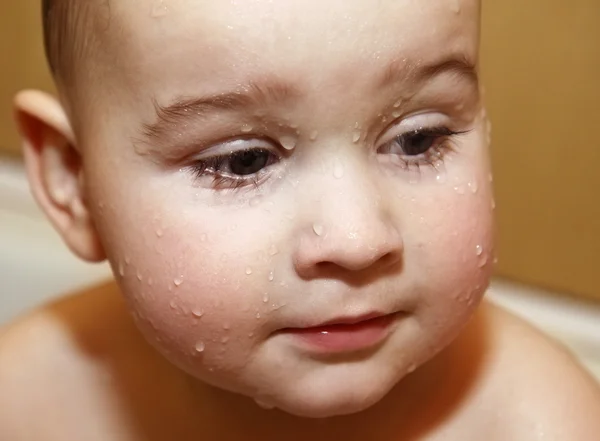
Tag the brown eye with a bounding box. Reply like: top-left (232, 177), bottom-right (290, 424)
top-left (228, 149), bottom-right (272, 175)
top-left (384, 128), bottom-right (456, 157)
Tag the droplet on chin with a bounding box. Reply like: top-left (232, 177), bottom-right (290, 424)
top-left (170, 299), bottom-right (177, 310)
top-left (254, 399), bottom-right (275, 410)
top-left (280, 136), bottom-right (297, 151)
top-left (195, 341), bottom-right (206, 353)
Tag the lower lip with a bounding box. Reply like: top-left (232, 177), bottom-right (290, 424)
top-left (286, 314), bottom-right (397, 354)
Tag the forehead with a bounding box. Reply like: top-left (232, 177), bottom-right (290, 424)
top-left (91, 0), bottom-right (479, 112)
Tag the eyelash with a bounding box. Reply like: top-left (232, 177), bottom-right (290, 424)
top-left (189, 126), bottom-right (468, 191)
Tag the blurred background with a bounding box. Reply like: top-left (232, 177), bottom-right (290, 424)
top-left (0, 1), bottom-right (599, 378)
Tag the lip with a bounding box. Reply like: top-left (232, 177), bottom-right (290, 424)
top-left (282, 312), bottom-right (399, 355)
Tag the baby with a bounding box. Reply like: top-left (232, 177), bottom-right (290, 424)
top-left (2, 0), bottom-right (599, 439)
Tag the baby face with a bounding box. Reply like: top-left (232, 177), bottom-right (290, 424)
top-left (81, 0), bottom-right (491, 417)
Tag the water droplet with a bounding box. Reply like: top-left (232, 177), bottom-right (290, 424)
top-left (137, 272), bottom-right (143, 282)
top-left (475, 245), bottom-right (484, 256)
top-left (250, 196), bottom-right (263, 207)
top-left (468, 181), bottom-right (479, 194)
top-left (125, 256), bottom-right (131, 265)
top-left (223, 323), bottom-right (230, 330)
top-left (170, 299), bottom-right (177, 310)
top-left (248, 332), bottom-right (255, 338)
top-left (118, 262), bottom-right (125, 277)
top-left (174, 277), bottom-right (184, 287)
top-left (352, 131), bottom-right (362, 143)
top-left (241, 124), bottom-right (253, 133)
top-left (263, 293), bottom-right (270, 303)
top-left (151, 0), bottom-right (168, 17)
top-left (192, 309), bottom-right (204, 318)
top-left (407, 364), bottom-right (417, 374)
top-left (280, 136), bottom-right (297, 150)
top-left (478, 255), bottom-right (489, 268)
top-left (195, 341), bottom-right (205, 353)
top-left (313, 223), bottom-right (325, 236)
top-left (454, 185), bottom-right (466, 195)
top-left (392, 110), bottom-right (402, 118)
top-left (268, 244), bottom-right (279, 256)
top-left (268, 271), bottom-right (275, 282)
top-left (333, 159), bottom-right (344, 179)
top-left (309, 130), bottom-right (319, 141)
top-left (254, 399), bottom-right (275, 410)
top-left (435, 173), bottom-right (447, 184)
top-left (245, 267), bottom-right (253, 275)
top-left (393, 99), bottom-right (402, 108)
top-left (221, 336), bottom-right (230, 344)
top-left (156, 229), bottom-right (164, 238)
top-left (256, 312), bottom-right (261, 319)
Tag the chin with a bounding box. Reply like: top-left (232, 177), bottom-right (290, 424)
top-left (265, 369), bottom-right (398, 418)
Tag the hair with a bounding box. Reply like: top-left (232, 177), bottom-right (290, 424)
top-left (42, 0), bottom-right (103, 88)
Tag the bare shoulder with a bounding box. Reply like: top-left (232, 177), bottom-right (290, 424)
top-left (482, 300), bottom-right (600, 440)
top-left (0, 281), bottom-right (168, 440)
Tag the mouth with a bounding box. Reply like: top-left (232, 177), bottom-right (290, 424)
top-left (282, 312), bottom-right (401, 355)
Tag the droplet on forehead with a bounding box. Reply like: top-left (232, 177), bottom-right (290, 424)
top-left (280, 136), bottom-right (297, 151)
top-left (241, 124), bottom-right (253, 133)
top-left (195, 341), bottom-right (205, 353)
top-left (174, 277), bottom-right (184, 287)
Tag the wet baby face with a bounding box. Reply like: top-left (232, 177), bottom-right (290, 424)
top-left (80, 0), bottom-right (492, 417)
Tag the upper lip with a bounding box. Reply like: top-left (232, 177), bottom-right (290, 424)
top-left (302, 312), bottom-right (390, 329)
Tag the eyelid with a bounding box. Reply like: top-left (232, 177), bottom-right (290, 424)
top-left (377, 112), bottom-right (453, 147)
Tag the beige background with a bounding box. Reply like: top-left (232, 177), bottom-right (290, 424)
top-left (1, 1), bottom-right (599, 300)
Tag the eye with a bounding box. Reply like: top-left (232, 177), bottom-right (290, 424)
top-left (380, 127), bottom-right (457, 157)
top-left (226, 149), bottom-right (272, 175)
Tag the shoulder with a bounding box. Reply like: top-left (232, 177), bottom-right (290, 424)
top-left (482, 301), bottom-right (600, 440)
top-left (0, 282), bottom-right (150, 440)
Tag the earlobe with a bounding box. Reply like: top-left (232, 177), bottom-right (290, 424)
top-left (13, 90), bottom-right (106, 263)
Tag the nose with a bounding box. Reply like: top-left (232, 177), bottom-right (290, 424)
top-left (293, 170), bottom-right (403, 278)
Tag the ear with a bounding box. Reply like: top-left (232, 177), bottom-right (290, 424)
top-left (14, 90), bottom-right (106, 262)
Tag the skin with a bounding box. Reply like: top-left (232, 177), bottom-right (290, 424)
top-left (9, 0), bottom-right (599, 439)
top-left (23, 0), bottom-right (493, 417)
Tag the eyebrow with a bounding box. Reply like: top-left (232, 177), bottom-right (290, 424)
top-left (141, 54), bottom-right (478, 144)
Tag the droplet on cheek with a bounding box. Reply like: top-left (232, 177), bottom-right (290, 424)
top-left (263, 293), bottom-right (270, 303)
top-left (195, 341), bottom-right (206, 353)
top-left (151, 0), bottom-right (168, 17)
top-left (250, 196), bottom-right (263, 207)
top-left (475, 245), bottom-right (484, 256)
top-left (468, 181), bottom-right (479, 194)
top-left (118, 262), bottom-right (125, 277)
top-left (156, 229), bottom-right (164, 238)
top-left (174, 277), bottom-right (184, 287)
top-left (453, 185), bottom-right (466, 195)
top-left (246, 267), bottom-right (253, 275)
top-left (309, 130), bottom-right (319, 141)
top-left (192, 309), bottom-right (204, 318)
top-left (268, 271), bottom-right (275, 282)
top-left (268, 244), bottom-right (279, 256)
